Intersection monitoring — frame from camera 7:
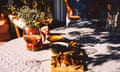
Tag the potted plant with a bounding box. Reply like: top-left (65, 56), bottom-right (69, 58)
top-left (8, 5), bottom-right (46, 51)
top-left (6, 0), bottom-right (53, 51)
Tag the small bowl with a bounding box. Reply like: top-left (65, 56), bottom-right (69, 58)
top-left (52, 42), bottom-right (69, 47)
top-left (50, 42), bottom-right (69, 54)
top-left (48, 35), bottom-right (65, 42)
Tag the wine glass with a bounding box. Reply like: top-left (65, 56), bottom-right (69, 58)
top-left (41, 12), bottom-right (53, 43)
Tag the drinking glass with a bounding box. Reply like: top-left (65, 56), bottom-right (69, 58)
top-left (22, 27), bottom-right (43, 67)
top-left (23, 27), bottom-right (43, 51)
top-left (41, 12), bottom-right (53, 43)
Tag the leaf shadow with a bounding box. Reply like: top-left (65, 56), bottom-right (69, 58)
top-left (88, 46), bottom-right (120, 66)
